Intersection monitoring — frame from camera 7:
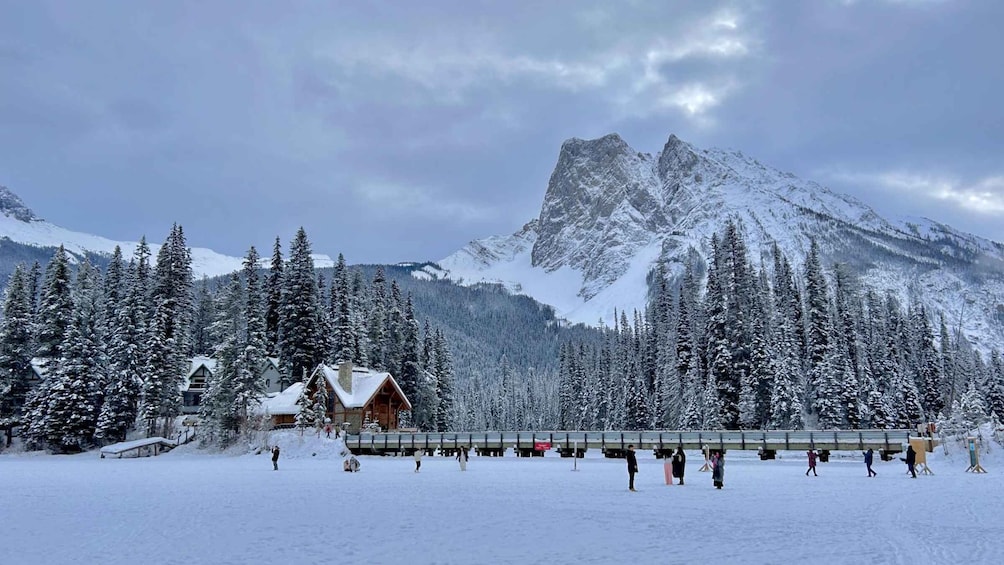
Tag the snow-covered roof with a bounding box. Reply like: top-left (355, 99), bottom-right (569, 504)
top-left (256, 364), bottom-right (412, 417)
top-left (312, 364), bottom-right (411, 410)
top-left (29, 357), bottom-right (47, 379)
top-left (189, 356), bottom-right (216, 377)
top-left (265, 357), bottom-right (280, 370)
top-left (259, 382), bottom-right (303, 416)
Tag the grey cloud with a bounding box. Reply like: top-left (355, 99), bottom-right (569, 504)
top-left (0, 0), bottom-right (1002, 263)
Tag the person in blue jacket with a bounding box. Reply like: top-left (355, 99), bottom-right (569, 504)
top-left (864, 448), bottom-right (877, 477)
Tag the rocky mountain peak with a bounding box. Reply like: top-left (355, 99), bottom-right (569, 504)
top-left (658, 134), bottom-right (706, 180)
top-left (0, 186), bottom-right (39, 222)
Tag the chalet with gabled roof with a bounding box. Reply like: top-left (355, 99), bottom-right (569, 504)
top-left (262, 362), bottom-right (411, 433)
top-left (181, 356), bottom-right (216, 414)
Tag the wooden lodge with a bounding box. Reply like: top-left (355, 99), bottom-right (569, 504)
top-left (267, 362), bottom-right (411, 433)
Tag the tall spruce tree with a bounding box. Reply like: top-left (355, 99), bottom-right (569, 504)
top-left (95, 242), bottom-right (151, 443)
top-left (278, 228), bottom-right (325, 383)
top-left (44, 261), bottom-right (106, 452)
top-left (0, 265), bottom-right (36, 445)
top-left (264, 236), bottom-right (284, 356)
top-left (34, 245), bottom-right (73, 362)
top-left (142, 225), bottom-right (194, 437)
top-left (330, 253), bottom-right (354, 364)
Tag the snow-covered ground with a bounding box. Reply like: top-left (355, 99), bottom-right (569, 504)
top-left (2, 434), bottom-right (1003, 564)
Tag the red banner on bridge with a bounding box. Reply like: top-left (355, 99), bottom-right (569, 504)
top-left (534, 442), bottom-right (551, 451)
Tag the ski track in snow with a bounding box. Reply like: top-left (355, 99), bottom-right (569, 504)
top-left (2, 447), bottom-right (1003, 565)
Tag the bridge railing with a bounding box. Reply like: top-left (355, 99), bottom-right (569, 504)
top-left (345, 429), bottom-right (914, 453)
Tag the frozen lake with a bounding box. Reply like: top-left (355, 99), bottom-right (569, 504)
top-left (2, 435), bottom-right (1003, 564)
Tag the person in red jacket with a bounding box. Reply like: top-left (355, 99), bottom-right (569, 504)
top-left (806, 449), bottom-right (818, 476)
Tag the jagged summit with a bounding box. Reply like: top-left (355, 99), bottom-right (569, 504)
top-left (0, 185), bottom-right (39, 222)
top-left (438, 133), bottom-right (1004, 352)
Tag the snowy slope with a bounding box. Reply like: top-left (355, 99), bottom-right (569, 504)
top-left (436, 134), bottom-right (1004, 351)
top-left (0, 185), bottom-right (334, 276)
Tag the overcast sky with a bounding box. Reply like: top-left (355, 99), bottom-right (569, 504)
top-left (1, 0), bottom-right (1001, 263)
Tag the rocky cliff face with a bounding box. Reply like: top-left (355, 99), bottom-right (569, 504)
top-left (439, 133), bottom-right (1004, 351)
top-left (0, 186), bottom-right (39, 222)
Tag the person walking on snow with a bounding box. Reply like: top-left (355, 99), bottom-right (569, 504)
top-left (864, 448), bottom-right (877, 477)
top-left (671, 446), bottom-right (686, 485)
top-left (806, 449), bottom-right (818, 476)
top-left (271, 445), bottom-right (280, 471)
top-left (626, 445), bottom-right (639, 491)
top-left (712, 451), bottom-right (725, 489)
top-left (905, 445), bottom-right (917, 478)
top-left (457, 446), bottom-right (469, 471)
top-left (414, 448), bottom-right (423, 472)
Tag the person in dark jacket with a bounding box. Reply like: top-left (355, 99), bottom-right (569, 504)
top-left (271, 445), bottom-right (280, 471)
top-left (671, 447), bottom-right (686, 485)
top-left (806, 449), bottom-right (818, 476)
top-left (712, 451), bottom-right (725, 489)
top-left (626, 445), bottom-right (639, 491)
top-left (864, 448), bottom-right (877, 477)
top-left (905, 445), bottom-right (917, 478)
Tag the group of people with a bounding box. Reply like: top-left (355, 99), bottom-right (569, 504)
top-left (268, 445), bottom-right (359, 472)
top-left (625, 444), bottom-right (721, 491)
top-left (807, 446), bottom-right (918, 478)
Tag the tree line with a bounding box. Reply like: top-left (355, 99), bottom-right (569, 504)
top-left (0, 226), bottom-right (456, 452)
top-left (558, 220), bottom-right (1004, 432)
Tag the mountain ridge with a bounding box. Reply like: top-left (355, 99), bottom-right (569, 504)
top-left (0, 186), bottom-right (335, 278)
top-left (436, 133), bottom-right (1004, 351)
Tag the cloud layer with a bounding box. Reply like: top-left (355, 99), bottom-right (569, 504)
top-left (0, 0), bottom-right (1001, 262)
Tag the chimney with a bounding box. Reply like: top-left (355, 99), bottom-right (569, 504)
top-left (338, 361), bottom-right (353, 394)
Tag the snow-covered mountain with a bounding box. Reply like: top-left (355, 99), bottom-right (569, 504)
top-left (0, 185), bottom-right (334, 277)
top-left (435, 133), bottom-right (1004, 350)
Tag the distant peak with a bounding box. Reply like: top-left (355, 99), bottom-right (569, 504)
top-left (0, 186), bottom-right (39, 222)
top-left (560, 133), bottom-right (630, 153)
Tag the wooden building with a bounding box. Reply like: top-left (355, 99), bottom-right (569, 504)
top-left (264, 362), bottom-right (411, 433)
top-left (181, 356), bottom-right (216, 415)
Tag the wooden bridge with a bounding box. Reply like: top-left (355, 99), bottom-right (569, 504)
top-left (99, 428), bottom-right (197, 458)
top-left (345, 429), bottom-right (917, 459)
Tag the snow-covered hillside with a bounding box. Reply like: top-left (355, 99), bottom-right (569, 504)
top-left (0, 186), bottom-right (334, 277)
top-left (436, 134), bottom-right (1004, 350)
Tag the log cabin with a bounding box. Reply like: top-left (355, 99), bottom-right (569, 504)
top-left (263, 362), bottom-right (411, 433)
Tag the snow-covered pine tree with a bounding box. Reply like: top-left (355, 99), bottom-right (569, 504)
top-left (433, 329), bottom-right (455, 432)
top-left (913, 306), bottom-right (944, 420)
top-left (0, 265), bottom-right (36, 445)
top-left (143, 225), bottom-right (194, 437)
top-left (264, 236), bottom-right (283, 356)
top-left (330, 253), bottom-right (354, 364)
top-left (27, 260), bottom-right (41, 318)
top-left (278, 228), bottom-right (325, 384)
top-left (311, 375), bottom-right (329, 432)
top-left (34, 245), bottom-right (73, 362)
top-left (234, 246), bottom-right (268, 436)
top-left (294, 373), bottom-right (317, 430)
top-left (45, 261), bottom-right (106, 452)
top-left (985, 351), bottom-right (1004, 422)
top-left (367, 267), bottom-right (387, 370)
top-left (704, 236), bottom-right (736, 429)
top-left (191, 277), bottom-right (217, 357)
top-left (803, 238), bottom-right (831, 418)
top-left (383, 281), bottom-right (405, 378)
top-left (201, 272), bottom-right (246, 446)
top-left (398, 294), bottom-right (422, 413)
top-left (349, 270), bottom-right (370, 367)
top-left (95, 243), bottom-right (151, 443)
